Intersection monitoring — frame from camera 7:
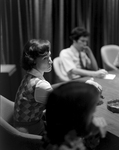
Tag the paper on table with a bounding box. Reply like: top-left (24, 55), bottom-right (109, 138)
top-left (104, 74), bottom-right (116, 80)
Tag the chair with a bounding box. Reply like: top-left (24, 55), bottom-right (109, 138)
top-left (53, 57), bottom-right (70, 82)
top-left (0, 95), bottom-right (42, 150)
top-left (101, 45), bottom-right (119, 71)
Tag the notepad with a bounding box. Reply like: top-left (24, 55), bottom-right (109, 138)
top-left (104, 74), bottom-right (116, 80)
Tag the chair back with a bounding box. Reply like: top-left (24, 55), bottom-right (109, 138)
top-left (53, 57), bottom-right (70, 82)
top-left (0, 95), bottom-right (42, 150)
top-left (0, 95), bottom-right (14, 125)
top-left (101, 45), bottom-right (119, 71)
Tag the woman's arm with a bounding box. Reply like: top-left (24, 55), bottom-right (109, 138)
top-left (84, 46), bottom-right (98, 70)
top-left (35, 80), bottom-right (52, 104)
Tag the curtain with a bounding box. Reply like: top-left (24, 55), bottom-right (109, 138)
top-left (1, 0), bottom-right (52, 84)
top-left (103, 0), bottom-right (119, 44)
top-left (1, 0), bottom-right (119, 84)
top-left (89, 0), bottom-right (119, 67)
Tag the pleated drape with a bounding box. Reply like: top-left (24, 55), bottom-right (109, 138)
top-left (1, 0), bottom-right (52, 83)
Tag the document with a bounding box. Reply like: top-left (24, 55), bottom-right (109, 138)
top-left (104, 74), bottom-right (116, 80)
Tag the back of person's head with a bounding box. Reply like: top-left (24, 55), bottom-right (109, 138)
top-left (21, 39), bottom-right (50, 71)
top-left (70, 27), bottom-right (89, 41)
top-left (46, 81), bottom-right (99, 145)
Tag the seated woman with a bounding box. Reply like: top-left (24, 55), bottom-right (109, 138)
top-left (13, 39), bottom-right (53, 135)
top-left (43, 81), bottom-right (107, 150)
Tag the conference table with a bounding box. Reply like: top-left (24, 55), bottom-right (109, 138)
top-left (78, 70), bottom-right (119, 138)
top-left (52, 70), bottom-right (119, 149)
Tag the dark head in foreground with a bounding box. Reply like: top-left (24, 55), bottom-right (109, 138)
top-left (46, 81), bottom-right (100, 145)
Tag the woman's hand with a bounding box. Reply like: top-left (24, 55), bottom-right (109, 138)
top-left (95, 69), bottom-right (108, 78)
top-left (83, 46), bottom-right (92, 56)
top-left (86, 78), bottom-right (102, 93)
top-left (92, 117), bottom-right (107, 138)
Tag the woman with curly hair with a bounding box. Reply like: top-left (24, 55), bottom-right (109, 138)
top-left (13, 39), bottom-right (52, 135)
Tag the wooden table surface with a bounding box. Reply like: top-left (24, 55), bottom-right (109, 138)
top-left (78, 70), bottom-right (119, 137)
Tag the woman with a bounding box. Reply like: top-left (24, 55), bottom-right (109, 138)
top-left (13, 39), bottom-right (52, 135)
top-left (44, 81), bottom-right (107, 150)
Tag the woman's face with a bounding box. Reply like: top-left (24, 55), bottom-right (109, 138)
top-left (35, 51), bottom-right (52, 73)
top-left (74, 36), bottom-right (89, 51)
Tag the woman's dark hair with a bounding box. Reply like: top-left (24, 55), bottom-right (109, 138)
top-left (70, 27), bottom-right (90, 41)
top-left (46, 81), bottom-right (99, 145)
top-left (21, 39), bottom-right (50, 71)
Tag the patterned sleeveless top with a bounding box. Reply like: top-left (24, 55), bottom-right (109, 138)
top-left (14, 73), bottom-right (44, 123)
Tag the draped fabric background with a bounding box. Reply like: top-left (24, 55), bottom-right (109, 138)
top-left (1, 0), bottom-right (119, 85)
top-left (1, 0), bottom-right (52, 84)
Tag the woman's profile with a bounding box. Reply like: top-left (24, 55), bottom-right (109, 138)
top-left (13, 39), bottom-right (53, 135)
